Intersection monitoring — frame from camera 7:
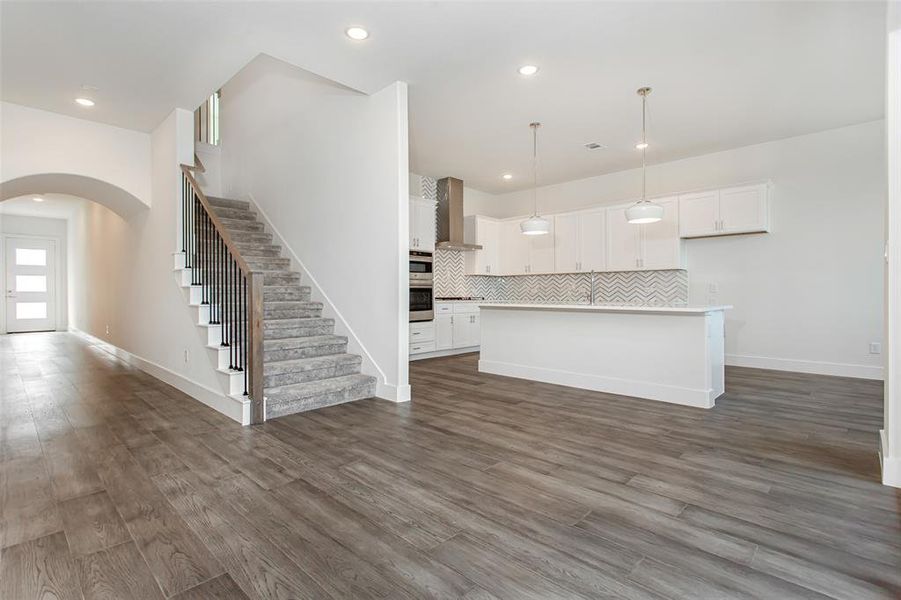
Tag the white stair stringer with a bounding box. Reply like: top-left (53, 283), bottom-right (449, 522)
top-left (172, 251), bottom-right (253, 421)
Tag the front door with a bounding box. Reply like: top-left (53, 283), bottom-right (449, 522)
top-left (4, 237), bottom-right (56, 333)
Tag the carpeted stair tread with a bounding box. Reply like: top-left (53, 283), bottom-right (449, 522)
top-left (265, 374), bottom-right (376, 418)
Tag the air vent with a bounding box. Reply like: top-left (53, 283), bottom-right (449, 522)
top-left (584, 142), bottom-right (607, 150)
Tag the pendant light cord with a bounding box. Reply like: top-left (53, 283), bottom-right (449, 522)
top-left (641, 91), bottom-right (647, 204)
top-left (531, 122), bottom-right (539, 217)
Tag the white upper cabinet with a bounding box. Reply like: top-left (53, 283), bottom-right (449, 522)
top-left (606, 206), bottom-right (643, 271)
top-left (554, 214), bottom-right (580, 273)
top-left (499, 218), bottom-right (555, 274)
top-left (499, 219), bottom-right (530, 275)
top-left (606, 198), bottom-right (683, 271)
top-left (464, 215), bottom-right (500, 275)
top-left (408, 201), bottom-right (417, 249)
top-left (461, 180), bottom-right (770, 276)
top-left (554, 210), bottom-right (606, 273)
top-left (528, 219), bottom-right (555, 274)
top-left (579, 210), bottom-right (606, 271)
top-left (719, 184), bottom-right (769, 235)
top-left (640, 197), bottom-right (681, 270)
top-left (678, 190), bottom-right (719, 238)
top-left (409, 197), bottom-right (436, 251)
top-left (678, 183), bottom-right (770, 238)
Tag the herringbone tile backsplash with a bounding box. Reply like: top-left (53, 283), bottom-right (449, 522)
top-left (417, 174), bottom-right (688, 306)
top-left (434, 249), bottom-right (688, 305)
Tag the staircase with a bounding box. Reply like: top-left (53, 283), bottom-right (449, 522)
top-left (174, 186), bottom-right (375, 422)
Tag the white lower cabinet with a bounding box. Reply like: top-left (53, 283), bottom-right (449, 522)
top-left (414, 303), bottom-right (480, 356)
top-left (409, 321), bottom-right (436, 355)
top-left (436, 315), bottom-right (454, 350)
top-left (452, 312), bottom-right (480, 348)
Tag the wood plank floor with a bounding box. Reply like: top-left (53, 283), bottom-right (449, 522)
top-left (1, 332), bottom-right (899, 599)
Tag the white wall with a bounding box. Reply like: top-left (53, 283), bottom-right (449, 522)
top-left (882, 3), bottom-right (901, 486)
top-left (476, 121), bottom-right (886, 379)
top-left (0, 214), bottom-right (68, 332)
top-left (0, 102), bottom-right (152, 216)
top-left (194, 142), bottom-right (222, 198)
top-left (60, 109), bottom-right (236, 413)
top-left (218, 55), bottom-right (410, 401)
top-left (67, 199), bottom-right (126, 341)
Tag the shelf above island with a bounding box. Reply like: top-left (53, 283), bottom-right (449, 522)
top-left (478, 303), bottom-right (731, 408)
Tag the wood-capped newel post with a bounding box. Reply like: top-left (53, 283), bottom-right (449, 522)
top-left (248, 271), bottom-right (265, 424)
top-left (180, 163), bottom-right (267, 425)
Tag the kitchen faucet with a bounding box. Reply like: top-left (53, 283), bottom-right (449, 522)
top-left (589, 270), bottom-right (596, 305)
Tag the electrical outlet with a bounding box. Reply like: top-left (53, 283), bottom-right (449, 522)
top-left (105, 324), bottom-right (110, 335)
top-left (184, 349), bottom-right (189, 363)
top-left (869, 342), bottom-right (882, 355)
top-left (708, 282), bottom-right (719, 294)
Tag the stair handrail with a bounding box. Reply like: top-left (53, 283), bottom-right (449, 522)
top-left (180, 164), bottom-right (265, 423)
top-left (180, 166), bottom-right (252, 274)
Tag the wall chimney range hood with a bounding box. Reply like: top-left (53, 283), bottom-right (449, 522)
top-left (436, 177), bottom-right (482, 251)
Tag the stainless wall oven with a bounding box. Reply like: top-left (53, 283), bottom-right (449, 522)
top-left (410, 251), bottom-right (433, 322)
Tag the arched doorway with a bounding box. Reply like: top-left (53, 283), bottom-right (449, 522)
top-left (1, 174), bottom-right (147, 334)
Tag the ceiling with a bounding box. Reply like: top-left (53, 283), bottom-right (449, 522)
top-left (0, 195), bottom-right (81, 220)
top-left (0, 2), bottom-right (887, 193)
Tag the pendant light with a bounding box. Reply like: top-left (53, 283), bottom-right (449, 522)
top-left (520, 122), bottom-right (550, 235)
top-left (625, 87), bottom-right (664, 224)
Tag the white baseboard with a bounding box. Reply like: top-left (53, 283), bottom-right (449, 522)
top-left (478, 359), bottom-right (716, 409)
top-left (880, 429), bottom-right (901, 488)
top-left (377, 381), bottom-right (411, 403)
top-left (409, 346), bottom-right (479, 361)
top-left (726, 354), bottom-right (883, 380)
top-left (70, 328), bottom-right (250, 425)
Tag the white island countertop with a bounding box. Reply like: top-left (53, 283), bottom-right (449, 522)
top-left (478, 303), bottom-right (732, 315)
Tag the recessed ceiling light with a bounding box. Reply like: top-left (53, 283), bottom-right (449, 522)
top-left (502, 173), bottom-right (513, 180)
top-left (635, 142), bottom-right (649, 150)
top-left (518, 65), bottom-right (539, 76)
top-left (32, 196), bottom-right (45, 203)
top-left (345, 27), bottom-right (369, 40)
top-left (75, 97), bottom-right (95, 107)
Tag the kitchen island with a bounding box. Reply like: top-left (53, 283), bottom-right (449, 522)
top-left (478, 303), bottom-right (731, 408)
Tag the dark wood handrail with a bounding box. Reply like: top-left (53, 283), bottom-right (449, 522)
top-left (180, 164), bottom-right (265, 423)
top-left (180, 165), bottom-right (254, 275)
